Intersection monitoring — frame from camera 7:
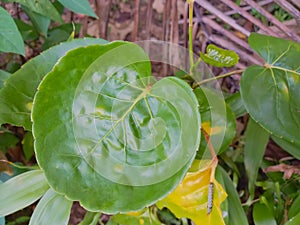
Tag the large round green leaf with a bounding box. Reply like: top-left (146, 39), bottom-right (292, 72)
top-left (32, 42), bottom-right (201, 213)
top-left (241, 33), bottom-right (300, 146)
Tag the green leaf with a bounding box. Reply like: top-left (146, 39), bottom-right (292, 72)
top-left (200, 44), bottom-right (239, 67)
top-left (29, 189), bottom-right (72, 225)
top-left (3, 0), bottom-right (62, 23)
top-left (271, 135), bottom-right (300, 159)
top-left (288, 194), bottom-right (300, 219)
top-left (78, 211), bottom-right (101, 225)
top-left (0, 70), bottom-right (10, 89)
top-left (0, 170), bottom-right (49, 217)
top-left (32, 42), bottom-right (201, 213)
top-left (215, 166), bottom-right (248, 225)
top-left (253, 203), bottom-right (276, 225)
top-left (109, 211), bottom-right (162, 225)
top-left (0, 132), bottom-right (18, 153)
top-left (21, 5), bottom-right (50, 37)
top-left (58, 0), bottom-right (98, 18)
top-left (22, 132), bottom-right (35, 160)
top-left (244, 118), bottom-right (270, 198)
top-left (0, 38), bottom-right (108, 130)
top-left (225, 92), bottom-right (247, 118)
top-left (240, 33), bottom-right (300, 147)
top-left (0, 6), bottom-right (24, 55)
top-left (194, 87), bottom-right (236, 158)
top-left (285, 212), bottom-right (300, 225)
top-left (14, 19), bottom-right (39, 41)
top-left (42, 23), bottom-right (81, 50)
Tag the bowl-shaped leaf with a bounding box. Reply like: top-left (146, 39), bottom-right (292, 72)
top-left (32, 42), bottom-right (201, 213)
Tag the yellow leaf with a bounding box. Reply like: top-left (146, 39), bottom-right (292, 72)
top-left (157, 160), bottom-right (227, 225)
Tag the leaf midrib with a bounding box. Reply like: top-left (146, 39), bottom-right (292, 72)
top-left (87, 86), bottom-right (151, 155)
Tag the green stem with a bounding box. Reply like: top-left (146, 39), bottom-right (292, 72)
top-left (192, 69), bottom-right (244, 88)
top-left (188, 1), bottom-right (194, 75)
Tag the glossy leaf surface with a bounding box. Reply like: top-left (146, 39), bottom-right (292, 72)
top-left (194, 87), bottom-right (236, 158)
top-left (157, 160), bottom-right (227, 225)
top-left (58, 0), bottom-right (97, 18)
top-left (0, 170), bottom-right (49, 216)
top-left (0, 38), bottom-right (108, 130)
top-left (32, 42), bottom-right (201, 213)
top-left (0, 6), bottom-right (24, 55)
top-left (240, 33), bottom-right (300, 147)
top-left (29, 189), bottom-right (72, 225)
top-left (200, 44), bottom-right (239, 67)
top-left (3, 0), bottom-right (62, 22)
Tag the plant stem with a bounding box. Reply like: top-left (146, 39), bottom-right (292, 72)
top-left (188, 1), bottom-right (194, 75)
top-left (192, 69), bottom-right (245, 88)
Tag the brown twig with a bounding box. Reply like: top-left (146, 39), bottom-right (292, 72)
top-left (95, 0), bottom-right (112, 39)
top-left (132, 0), bottom-right (140, 42)
top-left (145, 0), bottom-right (153, 40)
top-left (194, 0), bottom-right (251, 37)
top-left (219, 0), bottom-right (278, 36)
top-left (202, 131), bottom-right (218, 183)
top-left (163, 0), bottom-right (171, 41)
top-left (263, 164), bottom-right (300, 179)
top-left (273, 0), bottom-right (300, 25)
top-left (183, 2), bottom-right (188, 48)
top-left (244, 0), bottom-right (300, 42)
top-left (170, 0), bottom-right (179, 44)
top-left (201, 16), bottom-right (253, 52)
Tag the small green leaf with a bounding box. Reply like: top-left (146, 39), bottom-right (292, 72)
top-left (0, 70), bottom-right (10, 89)
top-left (22, 132), bottom-right (35, 160)
top-left (78, 211), bottom-right (101, 225)
top-left (0, 170), bottom-right (49, 217)
top-left (29, 189), bottom-right (72, 225)
top-left (225, 92), bottom-right (247, 118)
top-left (3, 0), bottom-right (62, 22)
top-left (32, 42), bottom-right (201, 213)
top-left (200, 44), bottom-right (239, 67)
top-left (58, 0), bottom-right (98, 18)
top-left (42, 23), bottom-right (81, 50)
top-left (215, 166), bottom-right (248, 225)
top-left (0, 38), bottom-right (108, 130)
top-left (14, 19), bottom-right (39, 41)
top-left (0, 6), bottom-right (25, 55)
top-left (244, 118), bottom-right (270, 198)
top-left (253, 203), bottom-right (276, 225)
top-left (240, 33), bottom-right (300, 147)
top-left (21, 5), bottom-right (50, 37)
top-left (0, 132), bottom-right (19, 154)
